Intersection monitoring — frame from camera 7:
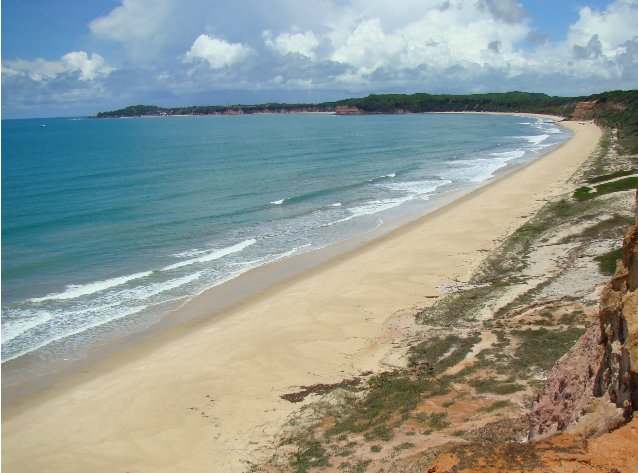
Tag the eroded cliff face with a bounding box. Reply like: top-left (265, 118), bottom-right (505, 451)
top-left (569, 98), bottom-right (631, 123)
top-left (596, 199), bottom-right (638, 417)
top-left (529, 193), bottom-right (638, 440)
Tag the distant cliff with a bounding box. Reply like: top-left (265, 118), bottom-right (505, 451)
top-left (94, 103), bottom-right (334, 118)
top-left (96, 90), bottom-right (638, 148)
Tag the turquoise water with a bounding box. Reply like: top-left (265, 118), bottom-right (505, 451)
top-left (2, 113), bottom-right (569, 363)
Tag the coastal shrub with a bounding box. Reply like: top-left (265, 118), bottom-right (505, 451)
top-left (511, 327), bottom-right (586, 374)
top-left (574, 186), bottom-right (594, 201)
top-left (576, 214), bottom-right (634, 241)
top-left (417, 286), bottom-right (495, 325)
top-left (587, 168), bottom-right (638, 184)
top-left (479, 400), bottom-right (512, 413)
top-left (468, 378), bottom-right (524, 395)
top-left (574, 176), bottom-right (638, 201)
top-left (347, 460), bottom-right (372, 473)
top-left (427, 412), bottom-right (451, 430)
top-left (327, 371), bottom-right (449, 440)
top-left (596, 176), bottom-right (638, 195)
top-left (394, 442), bottom-right (416, 451)
top-left (595, 248), bottom-right (623, 275)
top-left (408, 332), bottom-right (480, 372)
top-left (292, 440), bottom-right (330, 472)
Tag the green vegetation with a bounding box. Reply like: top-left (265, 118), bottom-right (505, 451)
top-left (327, 370), bottom-right (450, 440)
top-left (596, 248), bottom-right (623, 276)
top-left (588, 90), bottom-right (638, 149)
top-left (342, 460), bottom-right (371, 472)
top-left (479, 400), bottom-right (512, 413)
top-left (511, 328), bottom-right (586, 374)
top-left (95, 102), bottom-right (335, 118)
top-left (393, 442), bottom-right (416, 451)
top-left (574, 186), bottom-right (594, 200)
top-left (370, 445), bottom-right (382, 453)
top-left (337, 91), bottom-right (578, 115)
top-left (408, 333), bottom-right (481, 372)
top-left (587, 168), bottom-right (638, 184)
top-left (468, 378), bottom-right (525, 395)
top-left (425, 412), bottom-right (451, 430)
top-left (574, 176), bottom-right (638, 201)
top-left (98, 90), bottom-right (638, 149)
top-left (292, 440), bottom-right (330, 473)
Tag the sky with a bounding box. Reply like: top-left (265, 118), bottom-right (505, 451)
top-left (2, 0), bottom-right (638, 118)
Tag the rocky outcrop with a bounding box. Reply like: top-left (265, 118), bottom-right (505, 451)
top-left (334, 105), bottom-right (364, 115)
top-left (595, 196), bottom-right (638, 417)
top-left (527, 325), bottom-right (607, 439)
top-left (569, 101), bottom-right (598, 121)
top-left (528, 192), bottom-right (638, 439)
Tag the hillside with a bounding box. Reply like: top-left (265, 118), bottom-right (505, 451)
top-left (95, 90), bottom-right (638, 150)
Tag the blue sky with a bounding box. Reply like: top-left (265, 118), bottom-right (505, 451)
top-left (2, 0), bottom-right (637, 118)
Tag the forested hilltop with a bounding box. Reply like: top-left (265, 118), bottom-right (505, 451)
top-left (96, 90), bottom-right (637, 149)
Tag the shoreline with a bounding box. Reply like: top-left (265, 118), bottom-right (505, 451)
top-left (1, 113), bottom-right (570, 399)
top-left (2, 118), bottom-right (601, 472)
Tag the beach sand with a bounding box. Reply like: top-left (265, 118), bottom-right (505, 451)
top-left (2, 119), bottom-right (601, 472)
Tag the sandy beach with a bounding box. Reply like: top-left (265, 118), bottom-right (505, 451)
top-left (2, 118), bottom-right (601, 473)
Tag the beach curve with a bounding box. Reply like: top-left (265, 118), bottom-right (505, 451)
top-left (2, 118), bottom-right (601, 472)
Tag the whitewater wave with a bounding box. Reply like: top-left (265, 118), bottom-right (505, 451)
top-left (162, 239), bottom-right (256, 271)
top-left (519, 134), bottom-right (550, 146)
top-left (28, 270), bottom-right (154, 303)
top-left (28, 239), bottom-right (256, 304)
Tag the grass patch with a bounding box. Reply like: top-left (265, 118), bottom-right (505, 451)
top-left (574, 186), bottom-right (594, 201)
top-left (427, 412), bottom-right (451, 430)
top-left (595, 247), bottom-right (623, 276)
top-left (417, 286), bottom-right (496, 325)
top-left (370, 445), bottom-right (382, 453)
top-left (468, 378), bottom-right (525, 395)
top-left (573, 214), bottom-right (634, 241)
top-left (587, 168), bottom-right (637, 184)
top-left (413, 411), bottom-right (451, 430)
top-left (292, 440), bottom-right (330, 473)
top-left (343, 460), bottom-right (371, 473)
top-left (408, 333), bottom-right (481, 372)
top-left (327, 371), bottom-right (450, 440)
top-left (479, 400), bottom-right (512, 413)
top-left (596, 176), bottom-right (638, 195)
top-left (574, 176), bottom-right (638, 201)
top-left (511, 327), bottom-right (586, 374)
top-left (394, 442), bottom-right (416, 451)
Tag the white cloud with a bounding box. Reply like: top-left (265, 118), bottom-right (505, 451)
top-left (331, 19), bottom-right (402, 72)
top-left (264, 30), bottom-right (319, 59)
top-left (184, 34), bottom-right (251, 69)
top-left (328, 1), bottom-right (530, 78)
top-left (4, 0), bottom-right (638, 118)
top-left (567, 1), bottom-right (638, 58)
top-left (89, 0), bottom-right (179, 59)
top-left (62, 52), bottom-right (114, 81)
top-left (3, 52), bottom-right (113, 82)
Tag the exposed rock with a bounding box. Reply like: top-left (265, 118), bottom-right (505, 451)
top-left (569, 100), bottom-right (598, 121)
top-left (414, 417), bottom-right (638, 473)
top-left (528, 324), bottom-right (605, 439)
top-left (595, 192), bottom-right (638, 418)
top-left (529, 192), bottom-right (638, 440)
top-left (334, 105), bottom-right (363, 115)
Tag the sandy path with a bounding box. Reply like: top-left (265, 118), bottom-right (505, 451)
top-left (2, 120), bottom-right (601, 473)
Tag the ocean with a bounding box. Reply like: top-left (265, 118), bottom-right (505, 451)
top-left (2, 113), bottom-right (569, 366)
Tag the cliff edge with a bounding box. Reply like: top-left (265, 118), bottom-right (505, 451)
top-left (528, 193), bottom-right (638, 440)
